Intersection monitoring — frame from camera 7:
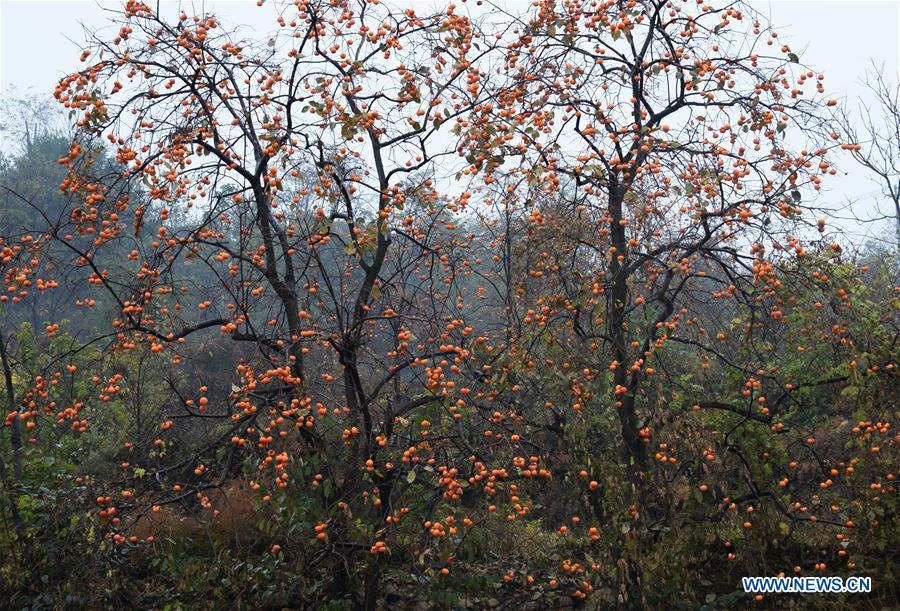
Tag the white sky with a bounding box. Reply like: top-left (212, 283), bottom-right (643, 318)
top-left (1, 0), bottom-right (899, 243)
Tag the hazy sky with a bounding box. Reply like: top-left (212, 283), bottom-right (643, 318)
top-left (1, 0), bottom-right (898, 243)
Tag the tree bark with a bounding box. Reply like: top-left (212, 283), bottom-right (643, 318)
top-left (607, 182), bottom-right (649, 482)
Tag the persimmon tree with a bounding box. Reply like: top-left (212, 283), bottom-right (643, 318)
top-left (458, 0), bottom-right (897, 604)
top-left (0, 0), bottom-right (897, 608)
top-left (41, 0), bottom-right (507, 605)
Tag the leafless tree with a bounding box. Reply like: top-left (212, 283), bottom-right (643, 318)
top-left (837, 62), bottom-right (900, 246)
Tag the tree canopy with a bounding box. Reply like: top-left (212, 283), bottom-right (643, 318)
top-left (0, 0), bottom-right (897, 609)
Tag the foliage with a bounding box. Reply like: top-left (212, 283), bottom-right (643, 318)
top-left (0, 0), bottom-right (897, 609)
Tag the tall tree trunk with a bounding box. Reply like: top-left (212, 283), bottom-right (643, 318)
top-left (607, 184), bottom-right (649, 482)
top-left (607, 182), bottom-right (649, 611)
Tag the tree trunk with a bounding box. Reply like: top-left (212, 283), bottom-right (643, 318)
top-left (362, 556), bottom-right (382, 610)
top-left (607, 184), bottom-right (649, 482)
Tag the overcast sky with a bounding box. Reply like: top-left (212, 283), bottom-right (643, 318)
top-left (1, 0), bottom-right (898, 243)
